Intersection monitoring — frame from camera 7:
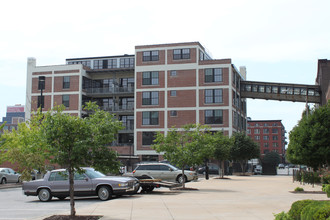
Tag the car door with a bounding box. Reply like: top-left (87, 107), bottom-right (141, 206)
top-left (73, 172), bottom-right (93, 196)
top-left (7, 168), bottom-right (17, 183)
top-left (145, 165), bottom-right (161, 179)
top-left (49, 171), bottom-right (69, 193)
top-left (159, 165), bottom-right (173, 181)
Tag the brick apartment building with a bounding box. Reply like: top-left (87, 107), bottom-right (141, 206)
top-left (25, 42), bottom-right (247, 163)
top-left (247, 119), bottom-right (286, 162)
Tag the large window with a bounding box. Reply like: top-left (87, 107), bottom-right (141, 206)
top-left (62, 95), bottom-right (70, 107)
top-left (142, 92), bottom-right (159, 105)
top-left (263, 136), bottom-right (269, 140)
top-left (263, 128), bottom-right (269, 134)
top-left (142, 112), bottom-right (159, 125)
top-left (173, 48), bottom-right (190, 60)
top-left (93, 60), bottom-right (103, 69)
top-left (142, 72), bottom-right (159, 85)
top-left (273, 142), bottom-right (279, 147)
top-left (254, 129), bottom-right (260, 134)
top-left (255, 136), bottom-right (260, 140)
top-left (107, 59), bottom-right (117, 69)
top-left (272, 135), bottom-right (278, 140)
top-left (120, 115), bottom-right (134, 130)
top-left (143, 51), bottom-right (159, 61)
top-left (142, 132), bottom-right (156, 145)
top-left (272, 128), bottom-right (278, 133)
top-left (205, 110), bottom-right (223, 124)
top-left (205, 68), bottom-right (222, 83)
top-left (63, 76), bottom-right (70, 89)
top-left (120, 58), bottom-right (134, 68)
top-left (205, 89), bottom-right (223, 104)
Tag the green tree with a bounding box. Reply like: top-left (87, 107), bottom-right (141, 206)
top-left (153, 124), bottom-right (214, 188)
top-left (230, 132), bottom-right (260, 175)
top-left (263, 151), bottom-right (281, 165)
top-left (287, 102), bottom-right (330, 170)
top-left (212, 131), bottom-right (232, 178)
top-left (0, 113), bottom-right (48, 179)
top-left (1, 102), bottom-right (123, 217)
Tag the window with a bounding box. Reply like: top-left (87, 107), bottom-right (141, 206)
top-left (170, 90), bottom-right (176, 97)
top-left (263, 128), bottom-right (269, 134)
top-left (142, 132), bottom-right (156, 145)
top-left (264, 143), bottom-right (269, 147)
top-left (273, 136), bottom-right (278, 140)
top-left (247, 129), bottom-right (251, 134)
top-left (205, 110), bottom-right (223, 124)
top-left (120, 115), bottom-right (134, 130)
top-left (263, 136), bottom-right (269, 140)
top-left (205, 89), bottom-right (222, 104)
top-left (142, 92), bottom-right (159, 105)
top-left (142, 72), bottom-right (159, 85)
top-left (93, 60), bottom-right (103, 69)
top-left (255, 136), bottom-right (260, 140)
top-left (63, 76), bottom-right (70, 89)
top-left (170, 70), bottom-right (177, 77)
top-left (120, 58), bottom-right (134, 68)
top-left (273, 142), bottom-right (279, 147)
top-left (143, 50), bottom-right (159, 61)
top-left (62, 95), bottom-right (70, 107)
top-left (170, 110), bottom-right (177, 117)
top-left (38, 96), bottom-right (44, 108)
top-left (254, 129), bottom-right (260, 134)
top-left (264, 123), bottom-right (268, 126)
top-left (142, 112), bottom-right (159, 125)
top-left (107, 59), bottom-right (117, 68)
top-left (205, 68), bottom-right (222, 83)
top-left (173, 48), bottom-right (190, 60)
top-left (272, 128), bottom-right (278, 133)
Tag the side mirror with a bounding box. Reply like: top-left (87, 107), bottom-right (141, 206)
top-left (169, 168), bottom-right (173, 171)
top-left (85, 178), bottom-right (89, 182)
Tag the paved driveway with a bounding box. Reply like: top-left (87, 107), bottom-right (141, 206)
top-left (33, 175), bottom-right (327, 220)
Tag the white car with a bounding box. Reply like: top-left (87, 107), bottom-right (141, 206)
top-left (0, 168), bottom-right (21, 184)
top-left (125, 163), bottom-right (198, 183)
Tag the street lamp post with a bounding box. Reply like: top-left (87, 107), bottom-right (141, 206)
top-left (38, 76), bottom-right (45, 112)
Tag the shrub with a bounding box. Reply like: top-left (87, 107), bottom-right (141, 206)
top-left (294, 187), bottom-right (304, 192)
top-left (288, 200), bottom-right (314, 220)
top-left (322, 184), bottom-right (330, 198)
top-left (300, 201), bottom-right (330, 220)
top-left (274, 211), bottom-right (292, 220)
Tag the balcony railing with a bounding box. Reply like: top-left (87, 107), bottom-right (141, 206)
top-left (101, 104), bottom-right (134, 112)
top-left (86, 86), bottom-right (134, 95)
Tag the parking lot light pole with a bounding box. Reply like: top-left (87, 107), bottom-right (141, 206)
top-left (38, 76), bottom-right (45, 112)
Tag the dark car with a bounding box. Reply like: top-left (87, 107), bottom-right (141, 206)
top-left (22, 167), bottom-right (140, 202)
top-left (197, 164), bottom-right (220, 175)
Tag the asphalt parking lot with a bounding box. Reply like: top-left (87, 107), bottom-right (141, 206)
top-left (25, 175), bottom-right (327, 220)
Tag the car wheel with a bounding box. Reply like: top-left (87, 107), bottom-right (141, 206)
top-left (177, 175), bottom-right (187, 184)
top-left (1, 178), bottom-right (7, 184)
top-left (141, 186), bottom-right (154, 192)
top-left (98, 186), bottom-right (112, 201)
top-left (38, 189), bottom-right (52, 202)
top-left (57, 197), bottom-right (66, 200)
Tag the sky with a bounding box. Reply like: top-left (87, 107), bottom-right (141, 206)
top-left (0, 0), bottom-right (329, 144)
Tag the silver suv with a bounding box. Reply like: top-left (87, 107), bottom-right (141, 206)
top-left (131, 163), bottom-right (198, 183)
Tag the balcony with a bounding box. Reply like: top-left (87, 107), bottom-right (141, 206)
top-left (86, 86), bottom-right (134, 97)
top-left (100, 104), bottom-right (134, 113)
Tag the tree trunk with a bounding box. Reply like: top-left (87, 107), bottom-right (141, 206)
top-left (240, 161), bottom-right (246, 175)
top-left (221, 160), bottom-right (225, 178)
top-left (69, 168), bottom-right (76, 217)
top-left (182, 166), bottom-right (185, 188)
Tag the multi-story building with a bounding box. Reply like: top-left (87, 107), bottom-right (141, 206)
top-left (25, 41), bottom-right (247, 164)
top-left (247, 119), bottom-right (286, 162)
top-left (0, 104), bottom-right (25, 134)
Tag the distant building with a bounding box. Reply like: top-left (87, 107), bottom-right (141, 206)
top-left (247, 119), bottom-right (286, 162)
top-left (0, 104), bottom-right (25, 133)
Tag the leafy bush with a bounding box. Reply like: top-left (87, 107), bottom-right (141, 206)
top-left (300, 201), bottom-right (330, 220)
top-left (288, 200), bottom-right (314, 220)
top-left (294, 187), bottom-right (304, 192)
top-left (322, 184), bottom-right (330, 198)
top-left (274, 211), bottom-right (292, 220)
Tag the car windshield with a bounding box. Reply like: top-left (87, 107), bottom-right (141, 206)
top-left (84, 169), bottom-right (106, 179)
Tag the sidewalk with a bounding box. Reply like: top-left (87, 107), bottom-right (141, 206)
top-left (35, 175), bottom-right (328, 220)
